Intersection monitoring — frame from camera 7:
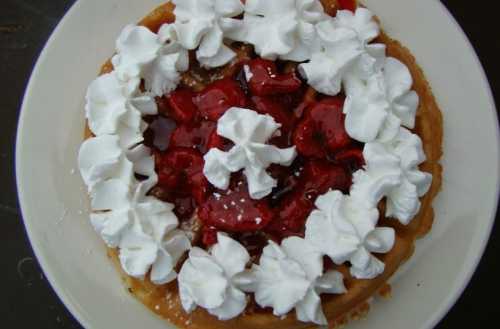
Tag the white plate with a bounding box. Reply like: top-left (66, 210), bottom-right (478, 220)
top-left (16, 0), bottom-right (499, 328)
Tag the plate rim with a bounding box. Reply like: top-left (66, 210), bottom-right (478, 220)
top-left (15, 1), bottom-right (500, 328)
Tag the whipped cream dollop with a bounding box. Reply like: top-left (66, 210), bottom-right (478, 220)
top-left (79, 133), bottom-right (191, 284)
top-left (343, 57), bottom-right (420, 143)
top-left (238, 237), bottom-right (346, 325)
top-left (351, 128), bottom-right (432, 224)
top-left (78, 135), bottom-right (134, 192)
top-left (178, 233), bottom-right (250, 320)
top-left (172, 0), bottom-right (244, 68)
top-left (85, 72), bottom-right (157, 148)
top-left (299, 8), bottom-right (385, 96)
top-left (203, 107), bottom-right (297, 199)
top-left (233, 0), bottom-right (325, 61)
top-left (305, 190), bottom-right (395, 279)
top-left (112, 24), bottom-right (189, 96)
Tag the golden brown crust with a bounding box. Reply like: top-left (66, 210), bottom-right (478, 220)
top-left (86, 2), bottom-right (443, 328)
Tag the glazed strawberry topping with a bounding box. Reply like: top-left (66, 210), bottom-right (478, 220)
top-left (194, 78), bottom-right (247, 121)
top-left (338, 0), bottom-right (357, 12)
top-left (148, 56), bottom-right (365, 248)
top-left (294, 97), bottom-right (352, 158)
top-left (165, 89), bottom-right (198, 123)
top-left (198, 176), bottom-right (274, 233)
top-left (252, 96), bottom-right (295, 134)
top-left (266, 160), bottom-right (351, 238)
top-left (201, 225), bottom-right (219, 246)
top-left (246, 59), bottom-right (302, 96)
top-left (251, 95), bottom-right (296, 147)
top-left (156, 147), bottom-right (208, 204)
top-left (333, 147), bottom-right (365, 173)
top-left (170, 121), bottom-right (217, 154)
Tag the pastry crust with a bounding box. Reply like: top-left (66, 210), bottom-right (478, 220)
top-left (85, 2), bottom-right (443, 328)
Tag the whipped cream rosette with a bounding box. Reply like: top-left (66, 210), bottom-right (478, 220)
top-left (232, 0), bottom-right (326, 61)
top-left (203, 107), bottom-right (297, 199)
top-left (351, 128), bottom-right (432, 224)
top-left (238, 237), bottom-right (346, 325)
top-left (299, 8), bottom-right (385, 96)
top-left (178, 233), bottom-right (250, 320)
top-left (305, 190), bottom-right (395, 279)
top-left (172, 0), bottom-right (244, 68)
top-left (112, 24), bottom-right (189, 97)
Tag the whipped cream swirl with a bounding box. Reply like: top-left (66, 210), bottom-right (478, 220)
top-left (233, 0), bottom-right (325, 61)
top-left (85, 72), bottom-right (156, 148)
top-left (81, 23), bottom-right (193, 283)
top-left (238, 237), bottom-right (346, 325)
top-left (343, 57), bottom-right (420, 143)
top-left (351, 128), bottom-right (432, 224)
top-left (112, 24), bottom-right (189, 96)
top-left (172, 0), bottom-right (244, 68)
top-left (178, 233), bottom-right (250, 320)
top-left (299, 8), bottom-right (385, 96)
top-left (79, 134), bottom-right (191, 284)
top-left (203, 107), bottom-right (297, 199)
top-left (305, 190), bottom-right (395, 279)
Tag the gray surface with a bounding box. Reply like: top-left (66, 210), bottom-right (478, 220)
top-left (0, 0), bottom-right (497, 328)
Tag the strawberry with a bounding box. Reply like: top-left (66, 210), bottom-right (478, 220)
top-left (338, 0), bottom-right (357, 12)
top-left (170, 120), bottom-right (217, 154)
top-left (206, 129), bottom-right (233, 152)
top-left (251, 95), bottom-right (296, 147)
top-left (265, 160), bottom-right (351, 239)
top-left (246, 58), bottom-right (302, 96)
top-left (198, 176), bottom-right (274, 232)
top-left (193, 78), bottom-right (247, 121)
top-left (251, 96), bottom-right (295, 134)
top-left (294, 97), bottom-right (352, 158)
top-left (301, 159), bottom-right (352, 194)
top-left (334, 147), bottom-right (365, 173)
top-left (202, 226), bottom-right (219, 247)
top-left (166, 89), bottom-right (198, 123)
top-left (156, 147), bottom-right (208, 204)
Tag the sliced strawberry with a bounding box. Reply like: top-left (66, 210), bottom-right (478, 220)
top-left (272, 194), bottom-right (313, 237)
top-left (202, 226), bottom-right (219, 247)
top-left (193, 78), bottom-right (247, 121)
top-left (247, 58), bottom-right (302, 96)
top-left (198, 177), bottom-right (274, 232)
top-left (293, 87), bottom-right (317, 120)
top-left (294, 97), bottom-right (352, 158)
top-left (251, 95), bottom-right (296, 147)
top-left (334, 148), bottom-right (365, 173)
top-left (156, 147), bottom-right (208, 204)
top-left (166, 89), bottom-right (198, 123)
top-left (338, 0), bottom-right (357, 12)
top-left (294, 117), bottom-right (327, 158)
top-left (301, 159), bottom-right (351, 194)
top-left (206, 129), bottom-right (233, 152)
top-left (170, 120), bottom-right (216, 154)
top-left (266, 160), bottom-right (351, 239)
top-left (251, 96), bottom-right (294, 133)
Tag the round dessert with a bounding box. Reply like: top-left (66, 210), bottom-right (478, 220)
top-left (78, 1), bottom-right (443, 328)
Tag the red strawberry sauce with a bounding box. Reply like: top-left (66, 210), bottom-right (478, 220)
top-left (144, 58), bottom-right (365, 249)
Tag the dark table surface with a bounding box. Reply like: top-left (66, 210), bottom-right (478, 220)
top-left (1, 0), bottom-right (498, 328)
